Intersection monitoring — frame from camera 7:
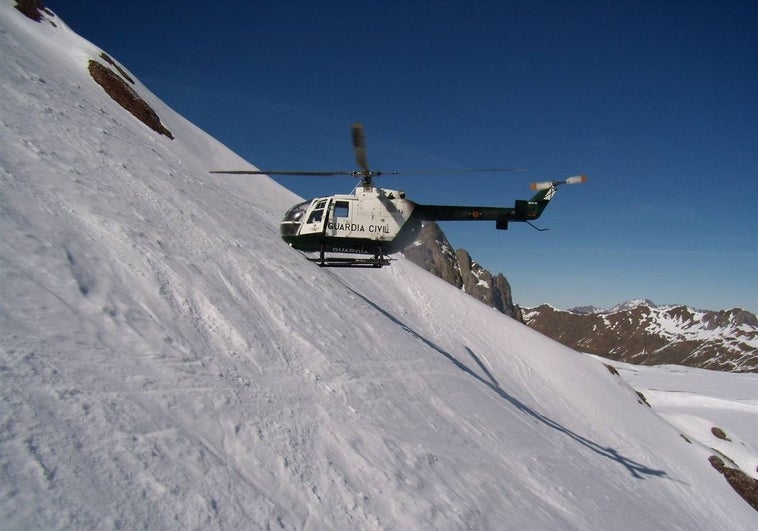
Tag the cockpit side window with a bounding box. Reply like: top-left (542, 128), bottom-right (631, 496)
top-left (307, 199), bottom-right (328, 224)
top-left (334, 201), bottom-right (349, 219)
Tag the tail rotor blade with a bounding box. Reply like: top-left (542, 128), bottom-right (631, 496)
top-left (564, 175), bottom-right (587, 185)
top-left (530, 181), bottom-right (554, 191)
top-left (531, 175), bottom-right (587, 190)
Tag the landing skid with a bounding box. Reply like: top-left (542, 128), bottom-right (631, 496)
top-left (307, 255), bottom-right (392, 268)
top-left (304, 244), bottom-right (393, 268)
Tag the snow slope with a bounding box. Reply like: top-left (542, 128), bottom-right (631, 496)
top-left (607, 360), bottom-right (758, 485)
top-left (1, 4), bottom-right (755, 529)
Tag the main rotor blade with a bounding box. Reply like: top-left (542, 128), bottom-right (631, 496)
top-left (210, 167), bottom-right (518, 177)
top-left (400, 167), bottom-right (524, 175)
top-left (210, 170), bottom-right (355, 176)
top-left (352, 122), bottom-right (369, 173)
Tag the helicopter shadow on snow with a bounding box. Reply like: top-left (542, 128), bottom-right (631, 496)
top-left (337, 278), bottom-right (670, 481)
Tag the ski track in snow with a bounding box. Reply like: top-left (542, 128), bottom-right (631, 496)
top-left (1, 4), bottom-right (756, 530)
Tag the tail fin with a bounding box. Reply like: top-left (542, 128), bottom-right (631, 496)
top-left (531, 175), bottom-right (587, 191)
top-left (530, 175), bottom-right (586, 201)
top-left (512, 175), bottom-right (587, 222)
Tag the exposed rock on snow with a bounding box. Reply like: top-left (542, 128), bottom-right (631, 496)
top-left (88, 59), bottom-right (173, 139)
top-left (404, 221), bottom-right (521, 320)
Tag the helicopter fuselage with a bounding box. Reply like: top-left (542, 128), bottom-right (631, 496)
top-left (280, 186), bottom-right (422, 256)
top-left (212, 122), bottom-right (584, 266)
top-left (279, 183), bottom-right (560, 259)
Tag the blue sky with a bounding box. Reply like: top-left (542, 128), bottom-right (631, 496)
top-left (47, 0), bottom-right (757, 312)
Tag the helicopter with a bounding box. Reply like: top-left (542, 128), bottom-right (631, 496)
top-left (211, 123), bottom-right (586, 267)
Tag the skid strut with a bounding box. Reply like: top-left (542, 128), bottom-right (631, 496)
top-left (308, 243), bottom-right (391, 267)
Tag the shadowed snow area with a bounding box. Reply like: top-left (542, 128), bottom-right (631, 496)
top-left (1, 4), bottom-right (755, 529)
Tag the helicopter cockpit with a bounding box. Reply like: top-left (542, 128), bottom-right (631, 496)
top-left (280, 200), bottom-right (310, 237)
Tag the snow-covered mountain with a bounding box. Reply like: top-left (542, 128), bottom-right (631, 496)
top-left (1, 3), bottom-right (756, 529)
top-left (570, 299), bottom-right (658, 315)
top-left (522, 301), bottom-right (758, 372)
top-left (403, 224), bottom-right (756, 374)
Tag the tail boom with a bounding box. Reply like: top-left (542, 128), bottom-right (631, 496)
top-left (412, 175), bottom-right (585, 230)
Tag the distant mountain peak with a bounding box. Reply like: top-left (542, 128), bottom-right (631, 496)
top-left (608, 299), bottom-right (658, 312)
top-left (569, 299), bottom-right (658, 314)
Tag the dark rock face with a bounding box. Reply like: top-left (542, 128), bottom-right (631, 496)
top-left (15, 0), bottom-right (51, 22)
top-left (404, 222), bottom-right (462, 287)
top-left (456, 249), bottom-right (518, 318)
top-left (404, 222), bottom-right (521, 320)
top-left (88, 60), bottom-right (174, 139)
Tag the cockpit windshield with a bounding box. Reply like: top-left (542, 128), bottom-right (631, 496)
top-left (282, 201), bottom-right (309, 223)
top-left (280, 200), bottom-right (311, 237)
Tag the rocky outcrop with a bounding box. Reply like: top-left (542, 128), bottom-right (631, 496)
top-left (404, 222), bottom-right (521, 320)
top-left (88, 60), bottom-right (174, 139)
top-left (403, 222), bottom-right (461, 287)
top-left (14, 0), bottom-right (52, 23)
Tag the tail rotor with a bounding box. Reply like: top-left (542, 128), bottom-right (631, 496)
top-left (531, 175), bottom-right (587, 191)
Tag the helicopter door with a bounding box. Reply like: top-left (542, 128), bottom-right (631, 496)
top-left (327, 200), bottom-right (351, 237)
top-left (304, 198), bottom-right (330, 235)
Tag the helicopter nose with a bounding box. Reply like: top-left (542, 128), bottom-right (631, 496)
top-left (280, 200), bottom-right (310, 237)
top-left (280, 221), bottom-right (299, 237)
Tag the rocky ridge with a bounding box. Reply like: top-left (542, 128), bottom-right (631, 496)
top-left (522, 301), bottom-right (758, 372)
top-left (403, 222), bottom-right (521, 320)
